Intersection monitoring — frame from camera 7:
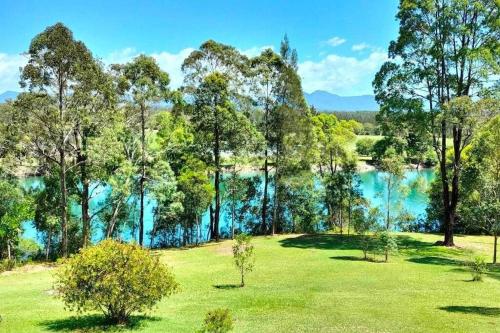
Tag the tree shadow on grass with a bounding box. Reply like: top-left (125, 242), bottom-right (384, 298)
top-left (406, 256), bottom-right (465, 266)
top-left (213, 284), bottom-right (241, 290)
top-left (330, 255), bottom-right (384, 263)
top-left (279, 234), bottom-right (367, 251)
top-left (330, 255), bottom-right (366, 261)
top-left (439, 306), bottom-right (500, 317)
top-left (40, 314), bottom-right (159, 332)
top-left (279, 234), bottom-right (437, 253)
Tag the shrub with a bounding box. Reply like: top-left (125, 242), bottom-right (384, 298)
top-left (198, 308), bottom-right (233, 333)
top-left (55, 239), bottom-right (178, 324)
top-left (469, 256), bottom-right (488, 281)
top-left (232, 234), bottom-right (254, 287)
top-left (355, 137), bottom-right (375, 156)
top-left (376, 231), bottom-right (398, 262)
top-left (0, 259), bottom-right (16, 273)
top-left (16, 238), bottom-right (41, 261)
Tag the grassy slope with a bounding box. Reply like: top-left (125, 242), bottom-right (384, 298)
top-left (0, 233), bottom-right (499, 333)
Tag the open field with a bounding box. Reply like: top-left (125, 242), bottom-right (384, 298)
top-left (1, 233), bottom-right (499, 333)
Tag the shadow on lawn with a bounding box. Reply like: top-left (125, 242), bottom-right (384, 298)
top-left (330, 256), bottom-right (384, 263)
top-left (407, 256), bottom-right (464, 266)
top-left (40, 314), bottom-right (159, 332)
top-left (279, 234), bottom-right (436, 253)
top-left (213, 284), bottom-right (241, 290)
top-left (439, 306), bottom-right (500, 317)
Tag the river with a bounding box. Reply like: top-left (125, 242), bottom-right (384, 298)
top-left (21, 168), bottom-right (435, 246)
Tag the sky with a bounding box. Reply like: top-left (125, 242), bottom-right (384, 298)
top-left (0, 0), bottom-right (400, 96)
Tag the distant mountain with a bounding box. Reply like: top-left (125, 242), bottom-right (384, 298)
top-left (304, 90), bottom-right (379, 112)
top-left (0, 91), bottom-right (19, 103)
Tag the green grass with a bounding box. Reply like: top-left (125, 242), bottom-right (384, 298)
top-left (1, 233), bottom-right (499, 333)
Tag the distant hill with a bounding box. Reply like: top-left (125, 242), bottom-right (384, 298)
top-left (304, 90), bottom-right (379, 111)
top-left (2, 90), bottom-right (380, 111)
top-left (0, 91), bottom-right (19, 103)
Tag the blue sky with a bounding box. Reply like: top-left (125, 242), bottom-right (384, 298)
top-left (0, 0), bottom-right (399, 95)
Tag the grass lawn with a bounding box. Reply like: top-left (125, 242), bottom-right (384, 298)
top-left (0, 233), bottom-right (499, 333)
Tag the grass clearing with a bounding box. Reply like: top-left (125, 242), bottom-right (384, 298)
top-left (0, 232), bottom-right (499, 333)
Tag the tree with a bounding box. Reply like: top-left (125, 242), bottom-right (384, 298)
top-left (0, 179), bottom-right (33, 260)
top-left (355, 137), bottom-right (375, 156)
top-left (249, 49), bottom-right (283, 234)
top-left (70, 58), bottom-right (116, 247)
top-left (460, 115), bottom-right (500, 263)
top-left (18, 23), bottom-right (96, 257)
top-left (55, 239), bottom-right (178, 324)
top-left (182, 41), bottom-right (254, 241)
top-left (352, 206), bottom-right (380, 260)
top-left (373, 0), bottom-right (499, 246)
top-left (188, 72), bottom-right (258, 241)
top-left (232, 234), bottom-right (255, 287)
top-left (113, 55), bottom-right (170, 246)
top-left (270, 35), bottom-right (313, 235)
top-left (379, 148), bottom-right (406, 230)
top-left (376, 231), bottom-right (398, 263)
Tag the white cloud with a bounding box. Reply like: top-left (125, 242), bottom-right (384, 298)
top-left (103, 47), bottom-right (195, 89)
top-left (0, 53), bottom-right (28, 92)
top-left (352, 43), bottom-right (370, 51)
top-left (239, 45), bottom-right (274, 58)
top-left (150, 48), bottom-right (195, 88)
top-left (298, 51), bottom-right (388, 96)
top-left (326, 37), bottom-right (346, 47)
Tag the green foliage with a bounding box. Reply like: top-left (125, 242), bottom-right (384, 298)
top-left (0, 259), bottom-right (16, 272)
top-left (232, 234), bottom-right (255, 287)
top-left (352, 206), bottom-right (380, 260)
top-left (376, 231), bottom-right (398, 262)
top-left (16, 238), bottom-right (41, 261)
top-left (468, 256), bottom-right (488, 282)
top-left (198, 308), bottom-right (234, 333)
top-left (355, 137), bottom-right (375, 156)
top-left (0, 179), bottom-right (34, 260)
top-left (55, 239), bottom-right (178, 323)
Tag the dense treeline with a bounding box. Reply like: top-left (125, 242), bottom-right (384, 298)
top-left (328, 111), bottom-right (380, 135)
top-left (0, 24), bottom-right (366, 260)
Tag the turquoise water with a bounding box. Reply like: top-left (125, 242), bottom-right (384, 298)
top-left (21, 169), bottom-right (435, 245)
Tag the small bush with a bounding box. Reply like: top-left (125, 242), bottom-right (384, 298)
top-left (55, 239), bottom-right (178, 324)
top-left (198, 308), bottom-right (233, 333)
top-left (376, 231), bottom-right (398, 262)
top-left (469, 256), bottom-right (488, 281)
top-left (232, 234), bottom-right (255, 287)
top-left (0, 259), bottom-right (16, 273)
top-left (16, 238), bottom-right (41, 261)
top-left (355, 137), bottom-right (375, 156)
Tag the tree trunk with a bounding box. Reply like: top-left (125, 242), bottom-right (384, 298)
top-left (231, 196), bottom-right (235, 239)
top-left (139, 103), bottom-right (146, 246)
top-left (261, 99), bottom-right (270, 235)
top-left (7, 242), bottom-right (11, 261)
top-left (272, 170), bottom-right (279, 236)
top-left (46, 229), bottom-right (51, 261)
top-left (261, 152), bottom-right (269, 234)
top-left (209, 204), bottom-right (214, 239)
top-left (213, 135), bottom-right (221, 242)
top-left (76, 128), bottom-right (91, 248)
top-left (440, 120), bottom-right (454, 246)
top-left (58, 78), bottom-right (68, 258)
top-left (60, 149), bottom-right (68, 257)
top-left (386, 177), bottom-right (391, 230)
